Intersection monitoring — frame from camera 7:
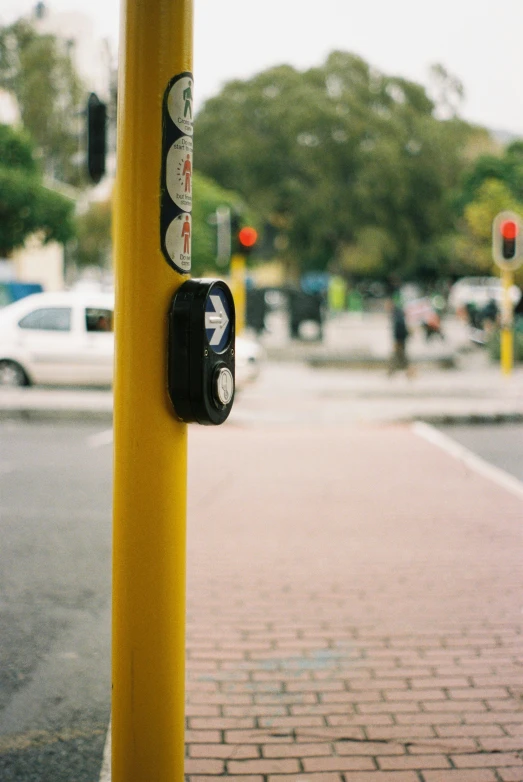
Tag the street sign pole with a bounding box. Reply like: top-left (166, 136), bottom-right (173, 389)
top-left (112, 1), bottom-right (192, 781)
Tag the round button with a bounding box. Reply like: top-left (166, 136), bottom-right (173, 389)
top-left (214, 367), bottom-right (234, 405)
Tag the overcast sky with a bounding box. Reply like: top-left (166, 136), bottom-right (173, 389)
top-left (2, 0), bottom-right (523, 136)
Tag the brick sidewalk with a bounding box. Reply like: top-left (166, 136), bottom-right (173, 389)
top-left (186, 424), bottom-right (523, 781)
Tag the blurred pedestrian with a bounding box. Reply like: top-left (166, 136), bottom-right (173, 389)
top-left (386, 298), bottom-right (415, 377)
top-left (482, 298), bottom-right (499, 333)
top-left (422, 309), bottom-right (444, 341)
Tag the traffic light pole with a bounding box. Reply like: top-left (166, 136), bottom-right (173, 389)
top-left (112, 1), bottom-right (192, 781)
top-left (501, 268), bottom-right (514, 376)
top-left (230, 253), bottom-right (246, 334)
top-left (492, 211), bottom-right (523, 376)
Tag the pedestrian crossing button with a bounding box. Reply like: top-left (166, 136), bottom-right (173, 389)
top-left (214, 366), bottom-right (234, 405)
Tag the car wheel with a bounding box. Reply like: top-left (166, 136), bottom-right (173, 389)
top-left (0, 360), bottom-right (29, 387)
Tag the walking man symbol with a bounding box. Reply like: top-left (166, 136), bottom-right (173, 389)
top-left (183, 81), bottom-right (193, 120)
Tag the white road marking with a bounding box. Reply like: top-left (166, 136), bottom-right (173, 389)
top-left (87, 429), bottom-right (113, 449)
top-left (99, 721), bottom-right (111, 782)
top-left (412, 421), bottom-right (523, 501)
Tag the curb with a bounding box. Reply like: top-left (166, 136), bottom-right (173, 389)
top-left (418, 411), bottom-right (523, 426)
top-left (307, 354), bottom-right (456, 370)
top-left (2, 406), bottom-right (522, 427)
top-left (0, 406), bottom-right (113, 423)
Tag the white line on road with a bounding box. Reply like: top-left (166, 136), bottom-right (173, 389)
top-left (87, 429), bottom-right (113, 449)
top-left (412, 421), bottom-right (523, 501)
top-left (99, 721), bottom-right (111, 782)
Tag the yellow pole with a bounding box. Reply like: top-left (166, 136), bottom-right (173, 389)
top-left (500, 269), bottom-right (514, 376)
top-left (112, 2), bottom-right (192, 781)
top-left (230, 253), bottom-right (246, 334)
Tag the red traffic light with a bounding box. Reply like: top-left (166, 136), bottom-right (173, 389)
top-left (501, 220), bottom-right (518, 240)
top-left (492, 211), bottom-right (523, 269)
top-left (501, 220), bottom-right (518, 260)
top-left (238, 226), bottom-right (258, 248)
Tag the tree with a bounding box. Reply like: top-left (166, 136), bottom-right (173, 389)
top-left (454, 178), bottom-right (523, 276)
top-left (195, 51), bottom-right (483, 280)
top-left (449, 140), bottom-right (523, 277)
top-left (427, 64), bottom-right (464, 120)
top-left (74, 199), bottom-right (112, 268)
top-left (458, 141), bottom-right (523, 212)
top-left (0, 123), bottom-right (75, 257)
top-left (0, 17), bottom-right (86, 185)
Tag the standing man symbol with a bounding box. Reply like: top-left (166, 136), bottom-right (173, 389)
top-left (181, 215), bottom-right (191, 255)
top-left (182, 154), bottom-right (192, 193)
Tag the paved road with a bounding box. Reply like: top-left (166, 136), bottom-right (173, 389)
top-left (439, 423), bottom-right (523, 482)
top-left (0, 420), bottom-right (112, 782)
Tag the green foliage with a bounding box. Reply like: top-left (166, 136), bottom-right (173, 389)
top-left (0, 19), bottom-right (86, 186)
top-left (0, 123), bottom-right (37, 173)
top-left (0, 123), bottom-right (75, 257)
top-left (195, 51), bottom-right (480, 279)
top-left (74, 199), bottom-right (112, 268)
top-left (458, 141), bottom-right (523, 212)
top-left (488, 325), bottom-right (523, 363)
top-left (453, 176), bottom-right (523, 279)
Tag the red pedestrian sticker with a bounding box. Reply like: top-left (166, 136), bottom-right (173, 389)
top-left (165, 214), bottom-right (191, 272)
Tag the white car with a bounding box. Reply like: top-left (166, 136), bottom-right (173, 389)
top-left (0, 291), bottom-right (115, 387)
top-left (0, 291), bottom-right (262, 390)
top-left (448, 276), bottom-right (521, 312)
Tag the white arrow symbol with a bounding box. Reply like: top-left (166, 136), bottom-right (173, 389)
top-left (205, 295), bottom-right (229, 346)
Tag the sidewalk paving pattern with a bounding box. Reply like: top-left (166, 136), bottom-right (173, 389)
top-left (184, 424), bottom-right (523, 781)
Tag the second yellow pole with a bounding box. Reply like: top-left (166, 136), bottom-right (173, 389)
top-left (112, 1), bottom-right (192, 780)
top-left (230, 253), bottom-right (246, 334)
top-left (501, 269), bottom-right (514, 376)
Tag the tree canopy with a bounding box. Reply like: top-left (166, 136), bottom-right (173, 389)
top-left (0, 123), bottom-right (75, 257)
top-left (0, 17), bottom-right (86, 186)
top-left (452, 143), bottom-right (523, 278)
top-left (195, 51), bottom-right (491, 281)
top-left (458, 141), bottom-right (523, 212)
top-left (74, 198), bottom-right (112, 268)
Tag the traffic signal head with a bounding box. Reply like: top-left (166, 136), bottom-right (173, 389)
top-left (501, 219), bottom-right (517, 259)
top-left (87, 93), bottom-right (107, 184)
top-left (236, 225), bottom-right (258, 255)
top-left (492, 211), bottom-right (523, 270)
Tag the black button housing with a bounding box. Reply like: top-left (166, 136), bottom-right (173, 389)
top-left (168, 279), bottom-right (235, 425)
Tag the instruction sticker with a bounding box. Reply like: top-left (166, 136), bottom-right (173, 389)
top-left (165, 214), bottom-right (192, 272)
top-left (167, 74), bottom-right (194, 137)
top-left (166, 135), bottom-right (193, 212)
top-left (161, 72), bottom-right (194, 273)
